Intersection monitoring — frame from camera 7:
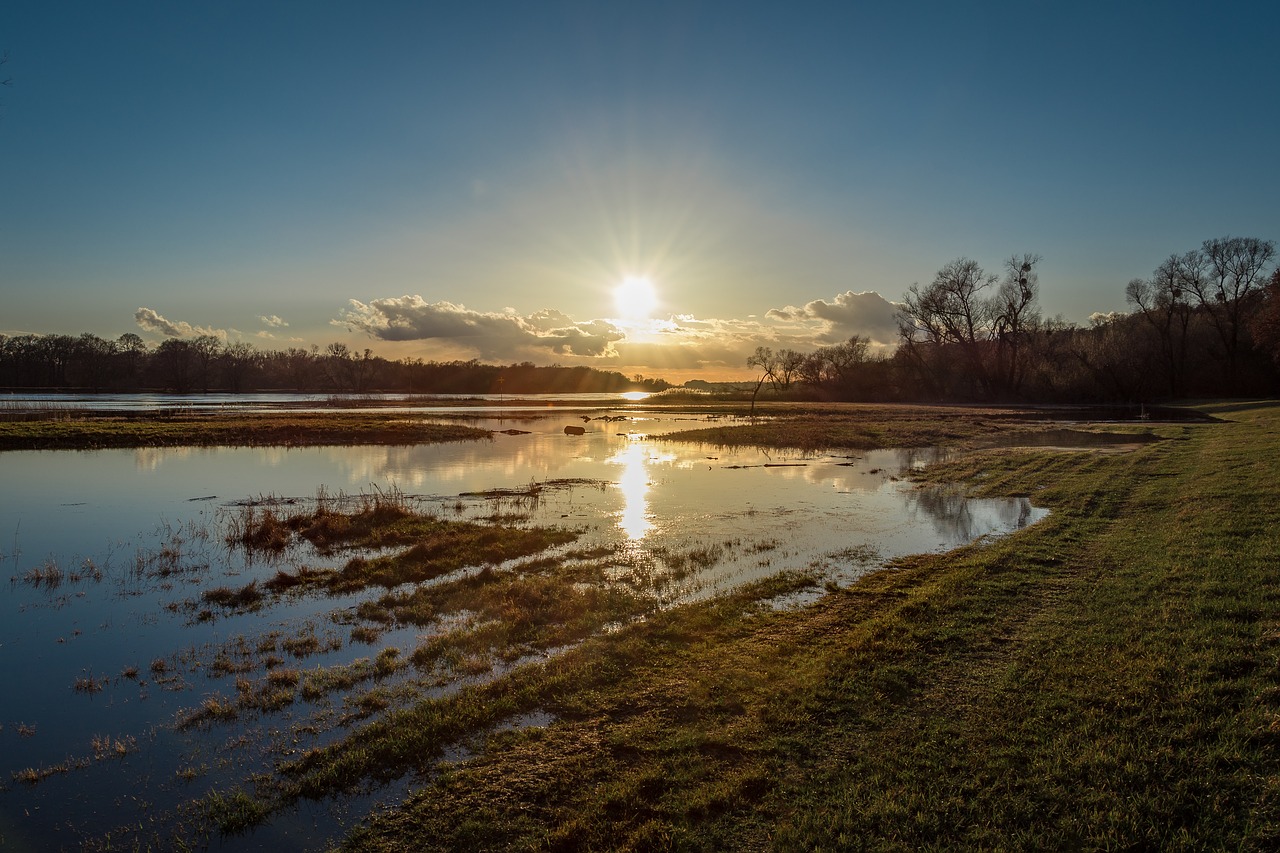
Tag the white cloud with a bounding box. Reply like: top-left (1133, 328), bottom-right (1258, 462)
top-left (134, 308), bottom-right (226, 339)
top-left (331, 289), bottom-right (905, 378)
top-left (765, 290), bottom-right (901, 346)
top-left (259, 314), bottom-right (289, 328)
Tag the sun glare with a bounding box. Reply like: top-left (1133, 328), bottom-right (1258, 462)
top-left (614, 276), bottom-right (657, 321)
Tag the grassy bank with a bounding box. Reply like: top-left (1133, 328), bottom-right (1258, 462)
top-left (0, 412), bottom-right (491, 450)
top-left (656, 402), bottom-right (1195, 451)
top-left (0, 401), bottom-right (1199, 452)
top-left (179, 402), bottom-right (1278, 849)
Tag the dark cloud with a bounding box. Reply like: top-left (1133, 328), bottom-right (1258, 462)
top-left (335, 296), bottom-right (625, 359)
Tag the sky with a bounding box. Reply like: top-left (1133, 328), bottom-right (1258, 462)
top-left (2, 0), bottom-right (1278, 381)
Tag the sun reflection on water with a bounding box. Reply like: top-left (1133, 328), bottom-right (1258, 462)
top-left (608, 440), bottom-right (674, 540)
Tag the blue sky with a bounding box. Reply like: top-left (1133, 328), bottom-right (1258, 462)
top-left (2, 1), bottom-right (1277, 379)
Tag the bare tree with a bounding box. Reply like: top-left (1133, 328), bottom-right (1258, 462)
top-left (220, 342), bottom-right (259, 392)
top-left (1182, 236), bottom-right (1276, 388)
top-left (1252, 269), bottom-right (1280, 369)
top-left (775, 349), bottom-right (806, 391)
top-left (898, 258), bottom-right (997, 396)
top-left (189, 334), bottom-right (223, 393)
top-left (154, 339), bottom-right (196, 392)
top-left (745, 346), bottom-right (779, 414)
top-left (898, 256), bottom-right (1049, 398)
top-left (991, 254), bottom-right (1042, 396)
top-left (1125, 252), bottom-right (1199, 396)
top-left (1067, 313), bottom-right (1150, 402)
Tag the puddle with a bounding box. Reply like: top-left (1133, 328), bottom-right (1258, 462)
top-left (0, 409), bottom-right (1047, 849)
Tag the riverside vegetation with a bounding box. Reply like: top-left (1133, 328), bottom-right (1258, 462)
top-left (197, 402), bottom-right (1278, 849)
top-left (0, 411), bottom-right (491, 450)
top-left (6, 401), bottom-right (1276, 849)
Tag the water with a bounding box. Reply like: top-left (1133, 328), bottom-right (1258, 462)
top-left (0, 408), bottom-right (1045, 850)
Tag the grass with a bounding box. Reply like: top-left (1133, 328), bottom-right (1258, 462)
top-left (182, 401), bottom-right (1276, 851)
top-left (0, 411), bottom-right (492, 450)
top-left (656, 402), bottom-right (1200, 451)
top-left (224, 492), bottom-right (580, 597)
top-left (56, 399), bottom-right (1269, 849)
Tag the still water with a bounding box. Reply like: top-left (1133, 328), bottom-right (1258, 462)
top-left (0, 409), bottom-right (1044, 849)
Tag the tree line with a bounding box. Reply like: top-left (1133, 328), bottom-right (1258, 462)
top-left (0, 334), bottom-right (671, 396)
top-left (748, 236), bottom-right (1280, 403)
top-left (5, 235), bottom-right (1276, 403)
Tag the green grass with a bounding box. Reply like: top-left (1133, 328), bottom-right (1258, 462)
top-left (325, 404), bottom-right (1279, 850)
top-left (173, 402), bottom-right (1280, 850)
top-left (654, 403), bottom-right (1144, 451)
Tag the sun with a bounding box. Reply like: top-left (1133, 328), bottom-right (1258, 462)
top-left (614, 276), bottom-right (658, 322)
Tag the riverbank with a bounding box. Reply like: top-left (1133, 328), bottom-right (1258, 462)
top-left (0, 400), bottom-right (1194, 452)
top-left (0, 412), bottom-right (492, 450)
top-left (180, 401), bottom-right (1279, 849)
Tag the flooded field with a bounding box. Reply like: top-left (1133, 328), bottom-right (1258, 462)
top-left (0, 409), bottom-right (1044, 849)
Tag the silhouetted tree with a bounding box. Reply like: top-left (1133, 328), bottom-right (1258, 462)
top-left (1252, 269), bottom-right (1280, 371)
top-left (189, 335), bottom-right (223, 393)
top-left (897, 255), bottom-right (1042, 399)
top-left (115, 333), bottom-right (148, 386)
top-left (1067, 313), bottom-right (1150, 401)
top-left (991, 254), bottom-right (1042, 396)
top-left (153, 339), bottom-right (196, 392)
top-left (220, 342), bottom-right (259, 392)
top-left (71, 333), bottom-right (116, 392)
top-left (1125, 253), bottom-right (1198, 397)
top-left (1184, 236), bottom-right (1276, 389)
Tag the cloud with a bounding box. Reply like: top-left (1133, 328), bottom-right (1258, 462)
top-left (335, 296), bottom-right (626, 359)
top-left (330, 289), bottom-right (908, 379)
top-left (259, 314), bottom-right (289, 328)
top-left (1090, 311), bottom-right (1125, 326)
top-left (765, 290), bottom-right (901, 345)
top-left (135, 308), bottom-right (226, 339)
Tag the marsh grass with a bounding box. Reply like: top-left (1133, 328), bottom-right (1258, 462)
top-left (357, 552), bottom-right (659, 678)
top-left (658, 406), bottom-right (1026, 451)
top-left (0, 399), bottom-right (80, 422)
top-left (219, 491), bottom-right (579, 601)
top-left (21, 558), bottom-right (68, 588)
top-left (296, 652), bottom-right (402, 703)
top-left (12, 757), bottom-right (89, 785)
top-left (281, 629), bottom-right (338, 660)
top-left (75, 401), bottom-right (1271, 850)
top-left (201, 581), bottom-right (263, 609)
top-left (175, 694), bottom-right (239, 729)
top-left (90, 734), bottom-right (137, 760)
top-left (0, 412), bottom-right (492, 451)
top-left (654, 403), bottom-right (1187, 452)
top-left (181, 404), bottom-right (1276, 851)
top-left (10, 733), bottom-right (137, 788)
top-left (73, 671), bottom-right (107, 694)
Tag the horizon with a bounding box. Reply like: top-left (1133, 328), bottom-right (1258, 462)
top-left (3, 1), bottom-right (1278, 381)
